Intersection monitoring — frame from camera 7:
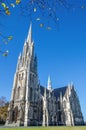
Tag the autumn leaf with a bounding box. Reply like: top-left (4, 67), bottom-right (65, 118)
top-left (8, 36), bottom-right (13, 41)
top-left (1, 3), bottom-right (6, 9)
top-left (5, 8), bottom-right (10, 15)
top-left (1, 3), bottom-right (10, 15)
top-left (16, 0), bottom-right (21, 5)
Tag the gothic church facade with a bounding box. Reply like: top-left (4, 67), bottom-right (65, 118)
top-left (6, 24), bottom-right (84, 126)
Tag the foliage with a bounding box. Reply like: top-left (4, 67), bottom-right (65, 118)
top-left (12, 0), bottom-right (86, 29)
top-left (0, 105), bottom-right (8, 124)
top-left (0, 96), bottom-right (9, 124)
top-left (0, 98), bottom-right (9, 125)
top-left (0, 0), bottom-right (86, 56)
top-left (0, 0), bottom-right (17, 56)
top-left (0, 33), bottom-right (13, 56)
top-left (0, 0), bottom-right (21, 16)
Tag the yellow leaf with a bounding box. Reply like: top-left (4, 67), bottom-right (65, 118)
top-left (5, 7), bottom-right (10, 15)
top-left (5, 10), bottom-right (10, 15)
top-left (8, 36), bottom-right (13, 40)
top-left (16, 0), bottom-right (21, 5)
top-left (1, 3), bottom-right (6, 9)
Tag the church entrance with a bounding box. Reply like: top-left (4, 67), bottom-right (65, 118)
top-left (12, 106), bottom-right (18, 123)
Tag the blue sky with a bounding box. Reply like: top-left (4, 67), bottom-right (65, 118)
top-left (0, 2), bottom-right (86, 121)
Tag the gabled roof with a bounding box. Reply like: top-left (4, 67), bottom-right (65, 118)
top-left (40, 85), bottom-right (68, 99)
top-left (53, 86), bottom-right (68, 99)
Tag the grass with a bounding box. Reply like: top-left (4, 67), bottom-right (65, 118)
top-left (0, 126), bottom-right (86, 130)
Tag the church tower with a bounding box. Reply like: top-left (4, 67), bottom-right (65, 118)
top-left (6, 24), bottom-right (39, 126)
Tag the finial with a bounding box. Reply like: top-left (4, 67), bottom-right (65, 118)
top-left (47, 75), bottom-right (52, 91)
top-left (27, 23), bottom-right (32, 44)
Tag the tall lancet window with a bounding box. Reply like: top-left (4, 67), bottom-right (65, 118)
top-left (17, 87), bottom-right (20, 99)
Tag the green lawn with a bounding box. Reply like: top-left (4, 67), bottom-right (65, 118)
top-left (0, 126), bottom-right (86, 130)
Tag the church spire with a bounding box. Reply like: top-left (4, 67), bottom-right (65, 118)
top-left (27, 23), bottom-right (32, 45)
top-left (47, 76), bottom-right (52, 91)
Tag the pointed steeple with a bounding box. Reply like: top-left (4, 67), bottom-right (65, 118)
top-left (27, 23), bottom-right (32, 45)
top-left (47, 76), bottom-right (52, 91)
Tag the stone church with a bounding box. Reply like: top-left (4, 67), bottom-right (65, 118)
top-left (6, 24), bottom-right (84, 126)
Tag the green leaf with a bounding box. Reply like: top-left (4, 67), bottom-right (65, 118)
top-left (1, 3), bottom-right (6, 9)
